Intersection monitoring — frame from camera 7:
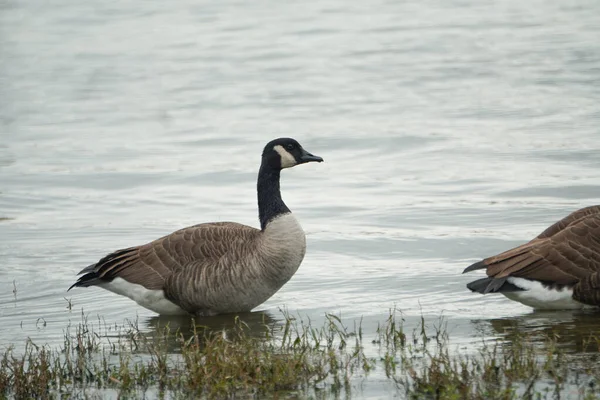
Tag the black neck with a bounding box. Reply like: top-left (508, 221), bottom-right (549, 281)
top-left (257, 163), bottom-right (289, 231)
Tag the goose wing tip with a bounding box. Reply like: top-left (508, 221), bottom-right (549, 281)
top-left (67, 272), bottom-right (101, 292)
top-left (463, 260), bottom-right (487, 274)
top-left (75, 263), bottom-right (97, 276)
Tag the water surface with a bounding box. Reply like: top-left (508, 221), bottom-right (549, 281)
top-left (1, 0), bottom-right (600, 397)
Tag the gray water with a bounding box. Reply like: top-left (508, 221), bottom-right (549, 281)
top-left (1, 0), bottom-right (600, 397)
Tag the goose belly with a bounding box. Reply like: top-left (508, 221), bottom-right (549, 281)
top-left (99, 278), bottom-right (188, 316)
top-left (203, 255), bottom-right (305, 314)
top-left (503, 277), bottom-right (589, 310)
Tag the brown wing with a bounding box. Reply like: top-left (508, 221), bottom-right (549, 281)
top-left (480, 210), bottom-right (600, 286)
top-left (71, 222), bottom-right (261, 291)
top-left (162, 223), bottom-right (268, 313)
top-left (535, 205), bottom-right (600, 240)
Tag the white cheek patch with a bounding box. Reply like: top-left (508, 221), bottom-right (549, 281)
top-left (273, 145), bottom-right (297, 168)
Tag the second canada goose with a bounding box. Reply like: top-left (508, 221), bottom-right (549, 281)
top-left (463, 205), bottom-right (600, 310)
top-left (68, 138), bottom-right (323, 316)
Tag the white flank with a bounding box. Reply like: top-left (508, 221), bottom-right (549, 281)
top-left (99, 277), bottom-right (188, 315)
top-left (503, 277), bottom-right (590, 310)
top-left (273, 145), bottom-right (297, 168)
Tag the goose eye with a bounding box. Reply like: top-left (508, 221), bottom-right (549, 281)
top-left (286, 143), bottom-right (295, 150)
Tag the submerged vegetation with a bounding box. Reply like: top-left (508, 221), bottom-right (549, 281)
top-left (2, 310), bottom-right (600, 399)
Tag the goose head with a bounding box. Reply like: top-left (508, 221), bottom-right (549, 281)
top-left (262, 138), bottom-right (324, 170)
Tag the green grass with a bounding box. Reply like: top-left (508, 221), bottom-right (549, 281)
top-left (2, 309), bottom-right (600, 399)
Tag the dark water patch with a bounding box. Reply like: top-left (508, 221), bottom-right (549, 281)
top-left (500, 185), bottom-right (600, 200)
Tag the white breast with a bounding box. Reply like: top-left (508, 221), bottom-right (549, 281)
top-left (260, 212), bottom-right (307, 285)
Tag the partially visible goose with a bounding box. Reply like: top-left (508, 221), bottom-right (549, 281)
top-left (68, 138), bottom-right (323, 316)
top-left (463, 205), bottom-right (600, 310)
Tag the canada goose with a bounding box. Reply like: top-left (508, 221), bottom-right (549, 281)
top-left (68, 138), bottom-right (323, 316)
top-left (463, 205), bottom-right (600, 310)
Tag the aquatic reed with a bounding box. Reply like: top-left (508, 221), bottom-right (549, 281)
top-left (1, 309), bottom-right (599, 399)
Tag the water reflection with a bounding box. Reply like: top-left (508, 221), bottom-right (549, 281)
top-left (478, 310), bottom-right (600, 354)
top-left (131, 310), bottom-right (282, 353)
top-left (146, 309), bottom-right (280, 335)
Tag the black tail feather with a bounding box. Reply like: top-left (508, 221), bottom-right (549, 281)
top-left (75, 263), bottom-right (97, 276)
top-left (466, 276), bottom-right (524, 294)
top-left (67, 272), bottom-right (101, 292)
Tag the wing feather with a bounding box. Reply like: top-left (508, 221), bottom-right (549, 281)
top-left (70, 222), bottom-right (261, 291)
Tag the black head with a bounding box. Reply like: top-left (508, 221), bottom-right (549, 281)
top-left (261, 138), bottom-right (323, 170)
